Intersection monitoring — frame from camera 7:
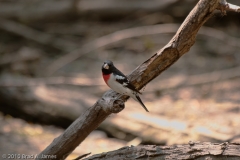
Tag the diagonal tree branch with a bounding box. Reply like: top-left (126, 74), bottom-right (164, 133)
top-left (126, 0), bottom-right (218, 91)
top-left (36, 0), bottom-right (233, 159)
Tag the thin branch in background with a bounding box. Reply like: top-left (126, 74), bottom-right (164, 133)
top-left (1, 24), bottom-right (240, 88)
top-left (0, 19), bottom-right (238, 76)
top-left (45, 23), bottom-right (240, 76)
top-left (199, 27), bottom-right (240, 49)
top-left (0, 77), bottom-right (103, 87)
top-left (146, 66), bottom-right (240, 92)
top-left (44, 24), bottom-right (179, 75)
top-left (0, 18), bottom-right (77, 52)
top-left (1, 66), bottom-right (240, 90)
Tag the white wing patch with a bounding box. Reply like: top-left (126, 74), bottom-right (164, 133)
top-left (115, 75), bottom-right (125, 80)
top-left (108, 73), bottom-right (136, 98)
top-left (123, 82), bottom-right (128, 86)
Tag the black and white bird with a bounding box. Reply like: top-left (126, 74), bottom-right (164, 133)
top-left (102, 60), bottom-right (149, 112)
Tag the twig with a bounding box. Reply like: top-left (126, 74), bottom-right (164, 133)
top-left (218, 0), bottom-right (240, 13)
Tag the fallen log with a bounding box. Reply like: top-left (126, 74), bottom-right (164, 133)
top-left (84, 142), bottom-right (240, 160)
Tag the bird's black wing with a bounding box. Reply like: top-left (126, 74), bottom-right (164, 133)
top-left (113, 68), bottom-right (141, 94)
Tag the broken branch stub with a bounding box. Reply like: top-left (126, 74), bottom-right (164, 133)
top-left (98, 90), bottom-right (125, 114)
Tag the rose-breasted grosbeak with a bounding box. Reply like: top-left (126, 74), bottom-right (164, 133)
top-left (102, 60), bottom-right (149, 112)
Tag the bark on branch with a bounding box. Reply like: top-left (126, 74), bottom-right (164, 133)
top-left (84, 142), bottom-right (240, 160)
top-left (37, 0), bottom-right (237, 159)
top-left (218, 0), bottom-right (240, 13)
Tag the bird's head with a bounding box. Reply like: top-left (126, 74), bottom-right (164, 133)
top-left (102, 60), bottom-right (114, 74)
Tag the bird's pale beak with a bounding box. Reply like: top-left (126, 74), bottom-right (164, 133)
top-left (103, 63), bottom-right (109, 69)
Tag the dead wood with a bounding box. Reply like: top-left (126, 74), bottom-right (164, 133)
top-left (35, 0), bottom-right (237, 159)
top-left (84, 142), bottom-right (240, 160)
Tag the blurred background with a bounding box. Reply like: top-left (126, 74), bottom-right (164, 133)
top-left (0, 0), bottom-right (240, 159)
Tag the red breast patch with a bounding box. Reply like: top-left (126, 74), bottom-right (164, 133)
top-left (102, 73), bottom-right (110, 86)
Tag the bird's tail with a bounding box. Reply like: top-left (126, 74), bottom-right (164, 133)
top-left (134, 94), bottom-right (149, 112)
